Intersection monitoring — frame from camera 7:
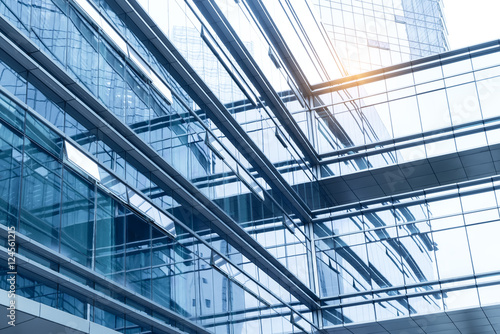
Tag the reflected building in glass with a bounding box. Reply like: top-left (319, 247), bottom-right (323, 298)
top-left (313, 0), bottom-right (449, 74)
top-left (0, 0), bottom-right (499, 334)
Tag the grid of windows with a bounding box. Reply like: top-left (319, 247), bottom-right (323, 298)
top-left (2, 0), bottom-right (500, 333)
top-left (314, 0), bottom-right (448, 74)
top-left (316, 179), bottom-right (500, 325)
top-left (314, 49), bottom-right (500, 174)
top-left (0, 44), bottom-right (314, 333)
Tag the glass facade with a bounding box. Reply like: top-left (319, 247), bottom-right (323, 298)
top-left (314, 0), bottom-right (448, 74)
top-left (0, 0), bottom-right (499, 334)
top-left (309, 43), bottom-right (500, 329)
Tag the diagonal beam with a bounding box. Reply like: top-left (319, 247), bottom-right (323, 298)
top-left (0, 9), bottom-right (320, 310)
top-left (193, 0), bottom-right (320, 166)
top-left (113, 0), bottom-right (313, 224)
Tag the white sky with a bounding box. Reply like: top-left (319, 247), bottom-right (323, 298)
top-left (443, 0), bottom-right (500, 50)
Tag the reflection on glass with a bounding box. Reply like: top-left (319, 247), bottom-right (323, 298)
top-left (95, 191), bottom-right (125, 284)
top-left (0, 124), bottom-right (22, 227)
top-left (65, 140), bottom-right (101, 181)
top-left (342, 303), bottom-right (375, 323)
top-left (20, 140), bottom-right (62, 252)
top-left (408, 293), bottom-right (443, 315)
top-left (442, 287), bottom-right (479, 310)
top-left (60, 169), bottom-right (94, 267)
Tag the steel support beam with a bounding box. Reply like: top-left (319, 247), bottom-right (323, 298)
top-left (111, 0), bottom-right (313, 224)
top-left (193, 0), bottom-right (320, 166)
top-left (243, 0), bottom-right (312, 96)
top-left (0, 13), bottom-right (319, 310)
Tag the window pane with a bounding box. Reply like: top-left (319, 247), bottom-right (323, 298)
top-left (427, 196), bottom-right (461, 218)
top-left (95, 191), bottom-right (125, 284)
top-left (25, 113), bottom-right (63, 157)
top-left (433, 228), bottom-right (473, 280)
top-left (367, 240), bottom-right (404, 288)
top-left (390, 96), bottom-right (421, 137)
top-left (0, 124), bottom-right (23, 227)
top-left (60, 169), bottom-right (94, 267)
top-left (477, 76), bottom-right (500, 119)
top-left (408, 293), bottom-right (443, 315)
top-left (417, 90), bottom-right (451, 132)
top-left (478, 284), bottom-right (500, 306)
top-left (342, 303), bottom-right (375, 323)
top-left (446, 83), bottom-right (481, 125)
top-left (20, 140), bottom-right (62, 251)
top-left (399, 234), bottom-right (438, 284)
top-left (467, 222), bottom-right (500, 274)
top-left (443, 287), bottom-right (479, 310)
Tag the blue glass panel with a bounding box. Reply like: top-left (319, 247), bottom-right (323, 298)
top-left (93, 303), bottom-right (125, 331)
top-left (0, 91), bottom-right (24, 131)
top-left (20, 139), bottom-right (62, 251)
top-left (0, 0), bottom-right (31, 35)
top-left (60, 168), bottom-right (94, 267)
top-left (64, 110), bottom-right (97, 155)
top-left (27, 80), bottom-right (65, 132)
top-left (317, 252), bottom-right (340, 298)
top-left (399, 234), bottom-right (438, 285)
top-left (98, 43), bottom-right (126, 122)
top-left (66, 7), bottom-right (99, 95)
top-left (151, 227), bottom-right (174, 308)
top-left (25, 112), bottom-right (63, 157)
top-left (322, 307), bottom-right (343, 326)
top-left (342, 303), bottom-right (375, 323)
top-left (58, 288), bottom-right (87, 319)
top-left (17, 271), bottom-right (58, 308)
top-left (0, 123), bottom-right (22, 227)
top-left (408, 292), bottom-right (443, 315)
top-left (125, 210), bottom-right (152, 296)
top-left (375, 297), bottom-right (408, 320)
top-left (95, 190), bottom-right (125, 284)
top-left (0, 57), bottom-right (27, 102)
top-left (30, 0), bottom-right (68, 67)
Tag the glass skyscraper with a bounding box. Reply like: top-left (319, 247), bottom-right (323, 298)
top-left (0, 0), bottom-right (498, 333)
top-left (314, 0), bottom-right (449, 74)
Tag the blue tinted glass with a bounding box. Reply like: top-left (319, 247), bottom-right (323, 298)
top-left (0, 91), bottom-right (24, 131)
top-left (0, 57), bottom-right (27, 102)
top-left (95, 191), bottom-right (125, 284)
top-left (60, 169), bottom-right (94, 267)
top-left (67, 7), bottom-right (98, 95)
top-left (25, 112), bottom-right (63, 157)
top-left (0, 123), bottom-right (22, 227)
top-left (20, 139), bottom-right (62, 251)
top-left (27, 81), bottom-right (65, 132)
top-left (30, 0), bottom-right (68, 67)
top-left (93, 303), bottom-right (125, 330)
top-left (58, 289), bottom-right (87, 319)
